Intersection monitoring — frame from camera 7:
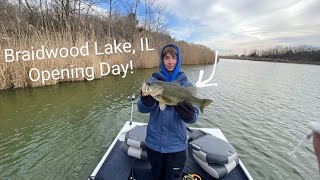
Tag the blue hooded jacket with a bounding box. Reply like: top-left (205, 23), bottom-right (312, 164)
top-left (137, 44), bottom-right (199, 153)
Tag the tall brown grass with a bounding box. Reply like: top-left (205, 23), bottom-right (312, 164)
top-left (0, 33), bottom-right (154, 89)
top-left (0, 35), bottom-right (215, 90)
top-left (0, 2), bottom-right (215, 90)
top-left (0, 26), bottom-right (216, 90)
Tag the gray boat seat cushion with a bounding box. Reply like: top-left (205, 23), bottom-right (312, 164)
top-left (193, 153), bottom-right (239, 179)
top-left (125, 125), bottom-right (147, 149)
top-left (189, 135), bottom-right (238, 165)
top-left (121, 125), bottom-right (148, 160)
top-left (121, 141), bottom-right (148, 160)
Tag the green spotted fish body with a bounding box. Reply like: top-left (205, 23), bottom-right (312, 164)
top-left (141, 81), bottom-right (212, 113)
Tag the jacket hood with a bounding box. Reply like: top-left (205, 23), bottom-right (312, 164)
top-left (160, 44), bottom-right (181, 82)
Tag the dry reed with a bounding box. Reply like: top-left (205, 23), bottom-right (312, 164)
top-left (0, 3), bottom-right (215, 90)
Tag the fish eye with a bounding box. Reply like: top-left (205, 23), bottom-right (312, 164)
top-left (146, 82), bottom-right (151, 86)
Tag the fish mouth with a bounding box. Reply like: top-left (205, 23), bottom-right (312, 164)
top-left (142, 82), bottom-right (154, 95)
top-left (142, 81), bottom-right (163, 97)
top-left (141, 82), bottom-right (148, 96)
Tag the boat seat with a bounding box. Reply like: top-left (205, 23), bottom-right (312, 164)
top-left (189, 134), bottom-right (238, 164)
top-left (187, 128), bottom-right (209, 142)
top-left (121, 141), bottom-right (148, 160)
top-left (193, 153), bottom-right (239, 179)
top-left (121, 125), bottom-right (148, 160)
top-left (189, 134), bottom-right (239, 179)
top-left (125, 125), bottom-right (147, 149)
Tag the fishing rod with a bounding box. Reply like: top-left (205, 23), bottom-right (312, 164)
top-left (186, 126), bottom-right (193, 133)
top-left (127, 94), bottom-right (135, 125)
top-left (289, 121), bottom-right (320, 157)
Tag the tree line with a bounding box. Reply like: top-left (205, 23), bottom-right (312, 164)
top-left (247, 45), bottom-right (320, 63)
top-left (222, 45), bottom-right (319, 64)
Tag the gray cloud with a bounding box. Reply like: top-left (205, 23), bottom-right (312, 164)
top-left (163, 0), bottom-right (320, 54)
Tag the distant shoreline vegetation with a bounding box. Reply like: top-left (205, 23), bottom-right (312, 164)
top-left (221, 45), bottom-right (320, 65)
top-left (0, 1), bottom-right (215, 90)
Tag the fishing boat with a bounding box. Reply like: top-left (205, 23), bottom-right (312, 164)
top-left (88, 96), bottom-right (253, 180)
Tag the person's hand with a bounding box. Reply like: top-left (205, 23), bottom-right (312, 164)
top-left (140, 90), bottom-right (156, 106)
top-left (174, 101), bottom-right (195, 122)
top-left (313, 132), bottom-right (320, 172)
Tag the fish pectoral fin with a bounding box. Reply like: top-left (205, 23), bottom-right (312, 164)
top-left (161, 96), bottom-right (172, 104)
top-left (159, 102), bottom-right (166, 111)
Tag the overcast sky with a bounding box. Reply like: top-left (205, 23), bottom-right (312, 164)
top-left (162, 0), bottom-right (320, 55)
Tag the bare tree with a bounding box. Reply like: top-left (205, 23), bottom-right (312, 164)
top-left (104, 0), bottom-right (119, 37)
top-left (143, 0), bottom-right (155, 35)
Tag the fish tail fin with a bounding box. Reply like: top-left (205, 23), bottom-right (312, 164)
top-left (200, 99), bottom-right (213, 113)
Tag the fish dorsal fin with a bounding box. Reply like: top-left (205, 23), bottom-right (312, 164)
top-left (185, 86), bottom-right (197, 96)
top-left (159, 102), bottom-right (166, 111)
top-left (171, 81), bottom-right (197, 96)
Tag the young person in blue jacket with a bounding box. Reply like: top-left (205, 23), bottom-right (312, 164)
top-left (137, 44), bottom-right (199, 180)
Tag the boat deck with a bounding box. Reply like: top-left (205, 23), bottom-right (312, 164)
top-left (90, 121), bottom-right (253, 180)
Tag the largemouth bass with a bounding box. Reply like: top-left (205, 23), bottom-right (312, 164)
top-left (141, 81), bottom-right (212, 113)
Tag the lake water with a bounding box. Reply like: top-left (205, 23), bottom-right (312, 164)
top-left (0, 59), bottom-right (319, 179)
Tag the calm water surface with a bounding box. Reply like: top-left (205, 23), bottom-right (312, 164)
top-left (0, 59), bottom-right (319, 179)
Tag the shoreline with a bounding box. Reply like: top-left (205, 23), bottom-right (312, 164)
top-left (220, 56), bottom-right (320, 65)
top-left (1, 57), bottom-right (317, 92)
top-left (0, 63), bottom-right (213, 92)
